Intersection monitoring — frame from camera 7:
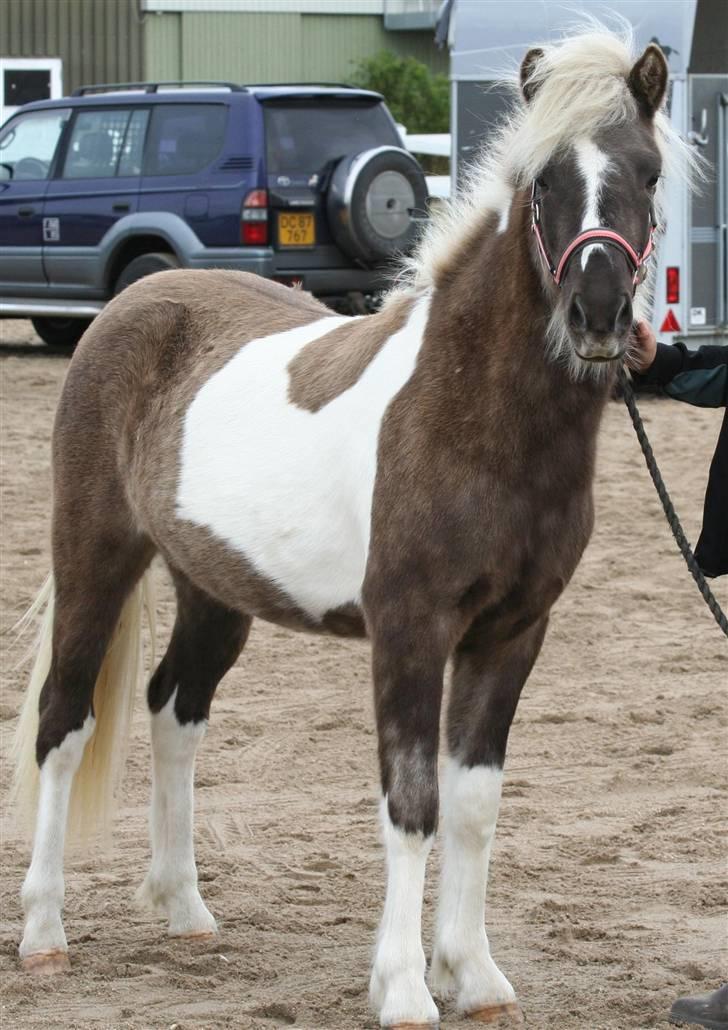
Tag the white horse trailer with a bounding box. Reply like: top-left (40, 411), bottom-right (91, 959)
top-left (443, 0), bottom-right (728, 347)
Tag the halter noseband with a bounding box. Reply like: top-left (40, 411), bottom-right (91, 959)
top-left (530, 180), bottom-right (657, 289)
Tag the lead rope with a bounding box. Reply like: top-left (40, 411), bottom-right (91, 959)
top-left (617, 365), bottom-right (728, 638)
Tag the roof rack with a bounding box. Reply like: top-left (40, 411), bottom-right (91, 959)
top-left (72, 81), bottom-right (247, 96)
top-left (248, 82), bottom-right (360, 90)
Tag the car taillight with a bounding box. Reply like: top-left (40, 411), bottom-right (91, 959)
top-left (666, 266), bottom-right (680, 304)
top-left (241, 189), bottom-right (268, 245)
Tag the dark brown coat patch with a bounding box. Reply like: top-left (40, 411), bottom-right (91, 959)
top-left (287, 292), bottom-right (414, 412)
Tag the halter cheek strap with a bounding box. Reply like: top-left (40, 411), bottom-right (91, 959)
top-left (531, 181), bottom-right (657, 288)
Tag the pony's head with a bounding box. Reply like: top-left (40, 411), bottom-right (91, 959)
top-left (520, 40), bottom-right (668, 368)
top-left (398, 27), bottom-right (700, 381)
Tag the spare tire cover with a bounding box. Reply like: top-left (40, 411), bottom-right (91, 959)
top-left (327, 146), bottom-right (428, 265)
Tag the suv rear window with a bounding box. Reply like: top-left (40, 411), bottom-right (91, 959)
top-left (144, 103), bottom-right (228, 176)
top-left (264, 101), bottom-right (400, 177)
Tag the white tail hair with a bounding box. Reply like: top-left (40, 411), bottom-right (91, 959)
top-left (11, 570), bottom-right (156, 845)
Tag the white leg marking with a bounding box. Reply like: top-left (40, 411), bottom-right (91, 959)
top-left (430, 759), bottom-right (515, 1013)
top-left (137, 691), bottom-right (216, 937)
top-left (574, 138), bottom-right (610, 270)
top-left (370, 798), bottom-right (438, 1027)
top-left (20, 715), bottom-right (94, 961)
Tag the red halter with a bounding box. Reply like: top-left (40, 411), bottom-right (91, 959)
top-left (530, 180), bottom-right (657, 288)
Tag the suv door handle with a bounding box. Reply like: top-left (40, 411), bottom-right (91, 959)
top-left (18, 206), bottom-right (36, 216)
top-left (112, 202), bottom-right (130, 212)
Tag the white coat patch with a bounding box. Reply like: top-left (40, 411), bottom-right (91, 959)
top-left (176, 297), bottom-right (431, 619)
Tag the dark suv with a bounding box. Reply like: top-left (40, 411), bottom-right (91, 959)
top-left (0, 81), bottom-right (427, 346)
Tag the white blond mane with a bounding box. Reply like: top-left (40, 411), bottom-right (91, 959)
top-left (390, 24), bottom-right (699, 302)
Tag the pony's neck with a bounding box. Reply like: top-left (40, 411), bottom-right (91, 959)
top-left (428, 190), bottom-right (615, 394)
top-left (431, 189), bottom-right (548, 353)
top-left (423, 189), bottom-right (614, 444)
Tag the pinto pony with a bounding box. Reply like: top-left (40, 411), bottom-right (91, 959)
top-left (14, 30), bottom-right (688, 1027)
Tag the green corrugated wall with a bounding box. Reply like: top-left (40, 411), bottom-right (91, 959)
top-left (1, 0), bottom-right (143, 93)
top-left (142, 9), bottom-right (182, 81)
top-left (181, 13), bottom-right (302, 83)
top-left (300, 14), bottom-right (448, 81)
top-left (2, 4), bottom-right (445, 95)
top-left (144, 11), bottom-right (447, 85)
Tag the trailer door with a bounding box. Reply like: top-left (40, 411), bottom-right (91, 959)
top-left (717, 89), bottom-right (727, 331)
top-left (454, 81), bottom-right (513, 189)
top-left (688, 75), bottom-right (728, 336)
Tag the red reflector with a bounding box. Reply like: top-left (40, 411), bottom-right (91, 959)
top-left (660, 309), bottom-right (681, 333)
top-left (666, 266), bottom-right (680, 303)
top-left (241, 188), bottom-right (268, 245)
top-left (242, 222), bottom-right (268, 245)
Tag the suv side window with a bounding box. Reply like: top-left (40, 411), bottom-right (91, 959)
top-left (143, 104), bottom-right (228, 176)
top-left (0, 107), bottom-right (70, 180)
top-left (118, 109), bottom-right (149, 176)
top-left (63, 108), bottom-right (138, 179)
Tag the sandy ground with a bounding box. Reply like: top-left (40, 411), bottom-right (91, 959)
top-left (0, 319), bottom-right (725, 1030)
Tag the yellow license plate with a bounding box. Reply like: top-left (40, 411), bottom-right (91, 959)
top-left (278, 211), bottom-right (315, 247)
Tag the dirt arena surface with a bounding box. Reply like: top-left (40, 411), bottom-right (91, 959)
top-left (0, 319), bottom-right (725, 1030)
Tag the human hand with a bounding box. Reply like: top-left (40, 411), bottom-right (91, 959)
top-left (626, 320), bottom-right (657, 373)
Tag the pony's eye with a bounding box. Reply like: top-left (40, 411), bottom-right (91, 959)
top-left (646, 174), bottom-right (660, 190)
top-left (535, 175), bottom-right (550, 192)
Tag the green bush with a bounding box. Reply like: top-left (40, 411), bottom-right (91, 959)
top-left (348, 50), bottom-right (449, 134)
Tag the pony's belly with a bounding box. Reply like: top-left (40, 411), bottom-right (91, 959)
top-left (176, 473), bottom-right (371, 620)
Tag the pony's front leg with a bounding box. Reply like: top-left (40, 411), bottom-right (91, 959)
top-left (430, 616), bottom-right (548, 1022)
top-left (368, 618), bottom-right (447, 1028)
top-left (430, 759), bottom-right (516, 1019)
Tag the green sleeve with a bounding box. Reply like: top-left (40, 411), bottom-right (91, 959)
top-left (664, 365), bottom-right (727, 408)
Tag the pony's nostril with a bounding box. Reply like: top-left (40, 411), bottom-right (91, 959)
top-left (568, 295), bottom-right (588, 333)
top-left (614, 294), bottom-right (633, 334)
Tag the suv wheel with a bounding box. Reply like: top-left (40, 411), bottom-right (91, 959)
top-left (31, 317), bottom-right (91, 349)
top-left (114, 252), bottom-right (180, 294)
top-left (327, 147), bottom-right (428, 266)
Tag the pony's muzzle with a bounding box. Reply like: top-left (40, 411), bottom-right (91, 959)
top-left (568, 290), bottom-right (633, 338)
top-left (567, 282), bottom-right (632, 362)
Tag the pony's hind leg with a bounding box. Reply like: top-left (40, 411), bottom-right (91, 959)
top-left (138, 569), bottom-right (251, 938)
top-left (19, 537), bottom-right (153, 972)
top-left (430, 615), bottom-right (548, 1022)
top-left (20, 720), bottom-right (94, 973)
top-left (367, 612), bottom-right (449, 1028)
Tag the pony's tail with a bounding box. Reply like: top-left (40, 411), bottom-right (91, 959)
top-left (11, 570), bottom-right (156, 845)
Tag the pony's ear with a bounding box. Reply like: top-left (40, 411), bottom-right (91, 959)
top-left (520, 48), bottom-right (544, 104)
top-left (628, 44), bottom-right (668, 117)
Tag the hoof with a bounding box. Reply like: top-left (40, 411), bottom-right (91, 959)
top-left (467, 1002), bottom-right (524, 1024)
top-left (21, 949), bottom-right (70, 975)
top-left (171, 929), bottom-right (216, 940)
top-left (389, 1024), bottom-right (439, 1029)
